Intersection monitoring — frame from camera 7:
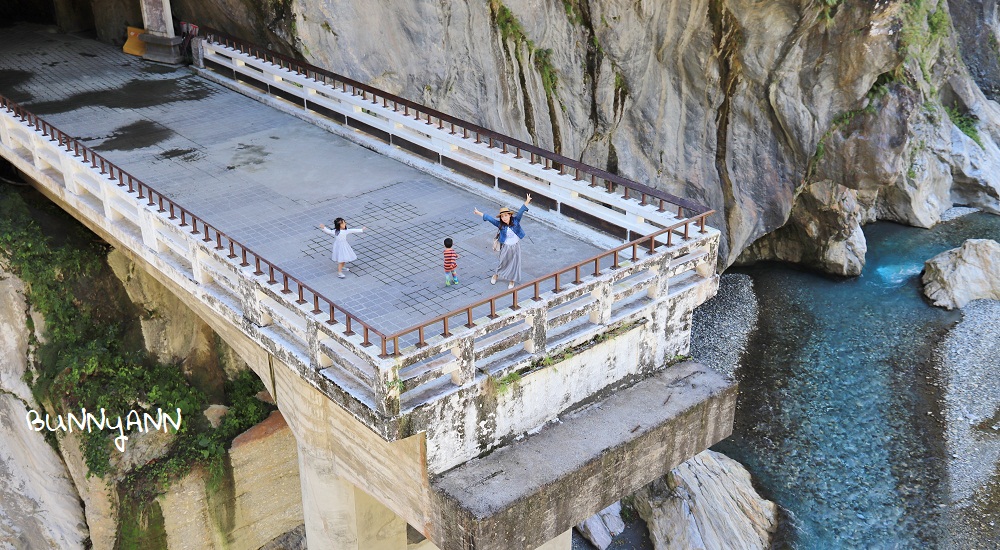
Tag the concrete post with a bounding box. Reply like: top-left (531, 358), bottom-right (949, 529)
top-left (191, 37), bottom-right (206, 69)
top-left (647, 258), bottom-right (672, 367)
top-left (523, 306), bottom-right (547, 354)
top-left (297, 443), bottom-right (408, 550)
top-left (239, 278), bottom-right (271, 327)
top-left (59, 153), bottom-right (81, 195)
top-left (139, 0), bottom-right (174, 37)
top-left (137, 206), bottom-right (163, 251)
top-left (589, 280), bottom-right (613, 325)
top-left (450, 334), bottom-right (476, 385)
top-left (0, 117), bottom-right (12, 150)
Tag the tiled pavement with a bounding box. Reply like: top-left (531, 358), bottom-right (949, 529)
top-left (0, 24), bottom-right (604, 334)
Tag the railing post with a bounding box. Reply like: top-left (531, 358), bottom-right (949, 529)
top-left (589, 279), bottom-right (613, 325)
top-left (449, 334), bottom-right (475, 386)
top-left (306, 317), bottom-right (333, 371)
top-left (191, 37), bottom-right (206, 68)
top-left (238, 278), bottom-right (271, 327)
top-left (373, 365), bottom-right (400, 417)
top-left (522, 304), bottom-right (547, 355)
top-left (136, 204), bottom-right (164, 251)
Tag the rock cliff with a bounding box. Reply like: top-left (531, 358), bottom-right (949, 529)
top-left (0, 186), bottom-right (299, 549)
top-left (0, 261), bottom-right (89, 549)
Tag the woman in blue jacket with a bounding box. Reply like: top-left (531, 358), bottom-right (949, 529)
top-left (475, 193), bottom-right (532, 289)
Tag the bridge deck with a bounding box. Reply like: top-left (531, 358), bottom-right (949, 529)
top-left (0, 24), bottom-right (604, 335)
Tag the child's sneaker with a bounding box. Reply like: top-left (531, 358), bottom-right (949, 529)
top-left (338, 272), bottom-right (346, 279)
top-left (452, 276), bottom-right (459, 284)
top-left (445, 276), bottom-right (452, 286)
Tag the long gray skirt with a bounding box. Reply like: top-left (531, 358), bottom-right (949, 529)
top-left (496, 241), bottom-right (522, 282)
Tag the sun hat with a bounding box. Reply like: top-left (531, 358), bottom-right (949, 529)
top-left (498, 207), bottom-right (514, 215)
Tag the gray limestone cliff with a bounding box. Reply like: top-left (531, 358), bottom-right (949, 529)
top-left (0, 261), bottom-right (89, 550)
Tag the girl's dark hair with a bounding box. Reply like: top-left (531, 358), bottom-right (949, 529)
top-left (444, 237), bottom-right (453, 248)
top-left (333, 217), bottom-right (346, 235)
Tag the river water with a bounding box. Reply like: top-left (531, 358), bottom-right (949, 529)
top-left (714, 211), bottom-right (1000, 548)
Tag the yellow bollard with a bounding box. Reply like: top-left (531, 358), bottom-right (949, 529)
top-left (123, 27), bottom-right (146, 56)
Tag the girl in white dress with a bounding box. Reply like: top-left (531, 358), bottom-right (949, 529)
top-left (319, 217), bottom-right (365, 278)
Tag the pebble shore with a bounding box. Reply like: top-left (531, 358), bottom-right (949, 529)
top-left (940, 298), bottom-right (1000, 547)
top-left (690, 273), bottom-right (758, 378)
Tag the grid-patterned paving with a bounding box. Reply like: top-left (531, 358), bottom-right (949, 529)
top-left (0, 24), bottom-right (605, 334)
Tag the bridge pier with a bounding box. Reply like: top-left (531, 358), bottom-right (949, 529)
top-left (298, 447), bottom-right (407, 550)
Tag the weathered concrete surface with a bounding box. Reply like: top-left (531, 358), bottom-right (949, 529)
top-left (430, 362), bottom-right (737, 550)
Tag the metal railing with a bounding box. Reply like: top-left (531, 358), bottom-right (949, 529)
top-left (380, 213), bottom-right (711, 358)
top-left (0, 95), bottom-right (386, 352)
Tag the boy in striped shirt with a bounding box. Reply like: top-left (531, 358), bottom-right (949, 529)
top-left (443, 237), bottom-right (459, 286)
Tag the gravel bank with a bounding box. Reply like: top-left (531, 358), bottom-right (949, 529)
top-left (940, 207), bottom-right (981, 223)
top-left (689, 273), bottom-right (757, 378)
top-left (939, 298), bottom-right (1000, 547)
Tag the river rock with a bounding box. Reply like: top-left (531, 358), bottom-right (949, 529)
top-left (635, 450), bottom-right (777, 550)
top-left (204, 403), bottom-right (229, 428)
top-left (922, 239), bottom-right (1000, 309)
top-left (576, 501), bottom-right (625, 549)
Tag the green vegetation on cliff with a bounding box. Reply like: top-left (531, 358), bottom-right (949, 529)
top-left (0, 184), bottom-right (274, 545)
top-left (492, 1), bottom-right (559, 100)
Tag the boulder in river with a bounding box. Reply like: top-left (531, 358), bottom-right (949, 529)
top-left (635, 450), bottom-right (777, 550)
top-left (922, 239), bottom-right (1000, 309)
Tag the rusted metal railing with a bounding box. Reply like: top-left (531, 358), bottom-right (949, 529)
top-left (0, 95), bottom-right (385, 350)
top-left (380, 212), bottom-right (712, 357)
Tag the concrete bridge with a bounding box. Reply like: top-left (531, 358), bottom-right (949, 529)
top-left (0, 21), bottom-right (736, 550)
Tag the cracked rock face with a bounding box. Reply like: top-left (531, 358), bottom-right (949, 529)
top-left (0, 264), bottom-right (89, 549)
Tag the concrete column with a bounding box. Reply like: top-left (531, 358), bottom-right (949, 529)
top-left (297, 443), bottom-right (408, 550)
top-left (534, 529), bottom-right (572, 550)
top-left (137, 206), bottom-right (163, 251)
top-left (139, 0), bottom-right (174, 37)
top-left (139, 0), bottom-right (184, 64)
top-left (589, 280), bottom-right (613, 325)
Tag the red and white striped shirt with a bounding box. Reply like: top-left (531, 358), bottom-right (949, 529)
top-left (443, 248), bottom-right (459, 271)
